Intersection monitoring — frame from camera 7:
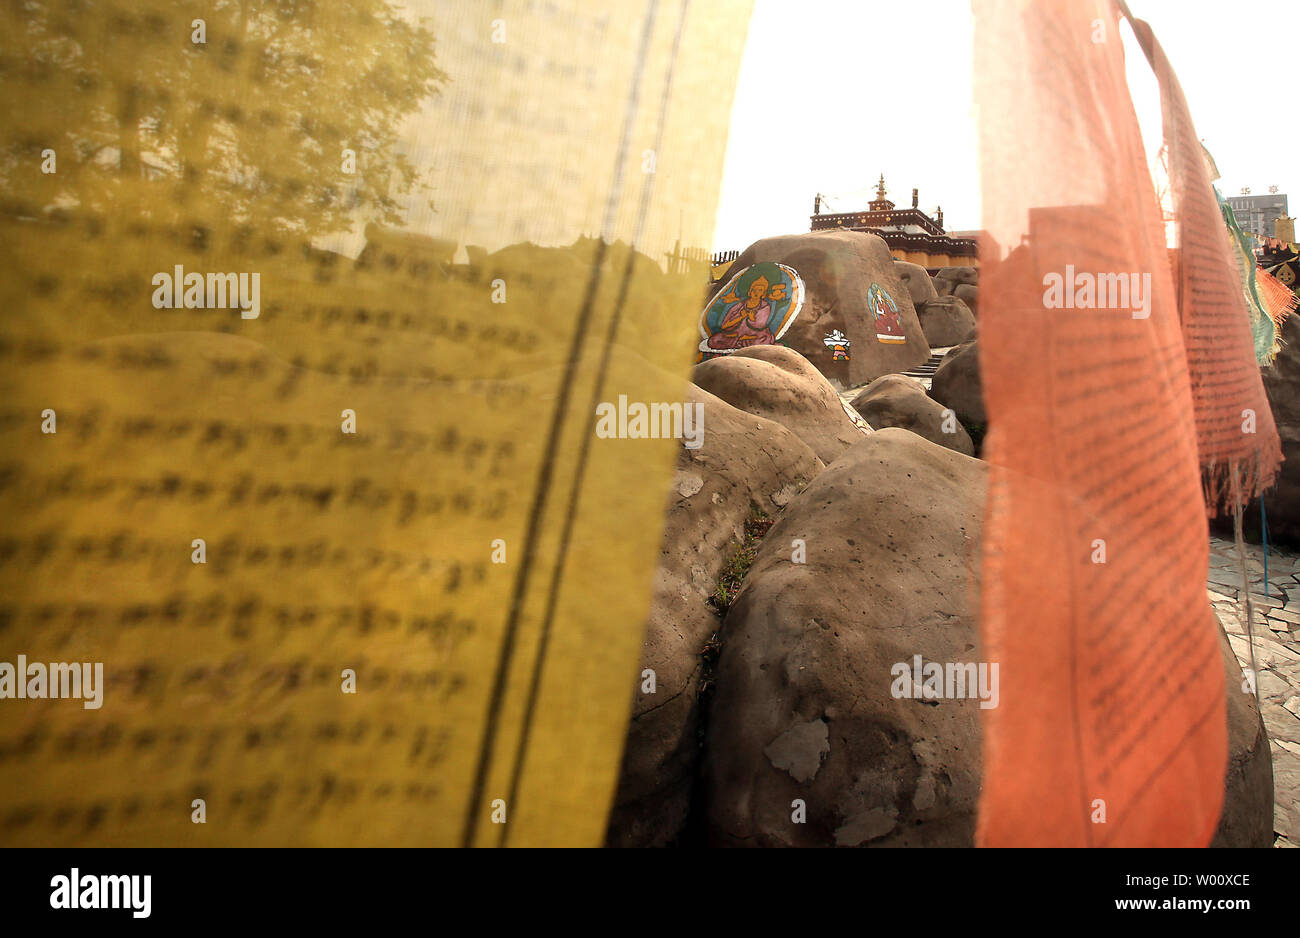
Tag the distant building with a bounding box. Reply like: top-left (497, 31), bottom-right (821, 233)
top-left (810, 176), bottom-right (979, 268)
top-left (1225, 190), bottom-right (1288, 240)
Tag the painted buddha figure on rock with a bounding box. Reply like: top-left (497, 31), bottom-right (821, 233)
top-left (707, 273), bottom-right (787, 350)
top-left (698, 261), bottom-right (804, 360)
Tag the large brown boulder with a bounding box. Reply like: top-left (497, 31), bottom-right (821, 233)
top-left (606, 383), bottom-right (823, 847)
top-left (893, 260), bottom-right (938, 307)
top-left (693, 347), bottom-right (872, 464)
top-left (953, 282), bottom-right (979, 316)
top-left (699, 428), bottom-right (1272, 847)
top-left (715, 230), bottom-right (929, 390)
top-left (1229, 312), bottom-right (1300, 546)
top-left (703, 429), bottom-right (988, 846)
top-left (850, 374), bottom-right (974, 456)
top-left (933, 266), bottom-right (978, 296)
top-left (929, 339), bottom-right (985, 428)
top-left (730, 340), bottom-right (835, 383)
top-left (730, 343), bottom-right (875, 436)
top-left (915, 296), bottom-right (976, 348)
top-left (1210, 617), bottom-right (1275, 847)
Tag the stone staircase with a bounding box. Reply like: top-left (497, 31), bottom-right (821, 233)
top-left (899, 346), bottom-right (952, 389)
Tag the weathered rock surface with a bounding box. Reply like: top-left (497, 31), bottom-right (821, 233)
top-left (605, 384), bottom-right (823, 847)
top-left (1211, 614), bottom-right (1275, 847)
top-left (933, 266), bottom-right (978, 296)
top-left (729, 342), bottom-right (844, 393)
top-left (915, 295), bottom-right (977, 348)
top-left (953, 282), bottom-right (979, 316)
top-left (850, 374), bottom-right (974, 456)
top-left (693, 347), bottom-right (871, 464)
top-left (893, 259), bottom-right (938, 307)
top-left (929, 339), bottom-right (985, 428)
top-left (714, 230), bottom-right (929, 389)
top-left (703, 429), bottom-right (987, 846)
top-left (1228, 312), bottom-right (1300, 546)
top-left (696, 428), bottom-right (1271, 847)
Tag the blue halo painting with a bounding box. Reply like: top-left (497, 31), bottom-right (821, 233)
top-left (698, 262), bottom-right (804, 359)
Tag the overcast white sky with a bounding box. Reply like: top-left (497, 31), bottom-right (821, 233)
top-left (711, 0), bottom-right (1295, 252)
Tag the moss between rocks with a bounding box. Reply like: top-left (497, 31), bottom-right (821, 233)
top-left (707, 505), bottom-right (775, 616)
top-left (671, 504), bottom-right (780, 847)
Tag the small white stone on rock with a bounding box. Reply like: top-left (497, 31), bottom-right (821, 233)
top-left (833, 806), bottom-right (899, 846)
top-left (763, 717), bottom-right (829, 783)
top-left (674, 470), bottom-right (705, 498)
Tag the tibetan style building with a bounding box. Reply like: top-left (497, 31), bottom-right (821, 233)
top-left (810, 176), bottom-right (978, 269)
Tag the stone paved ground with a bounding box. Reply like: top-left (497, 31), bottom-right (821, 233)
top-left (1208, 535), bottom-right (1300, 848)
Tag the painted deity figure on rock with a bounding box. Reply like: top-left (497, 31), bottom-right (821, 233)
top-left (711, 273), bottom-right (779, 349)
top-left (868, 282), bottom-right (905, 344)
top-left (698, 262), bottom-right (804, 360)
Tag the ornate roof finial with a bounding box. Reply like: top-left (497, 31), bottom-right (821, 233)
top-left (868, 175), bottom-right (895, 213)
